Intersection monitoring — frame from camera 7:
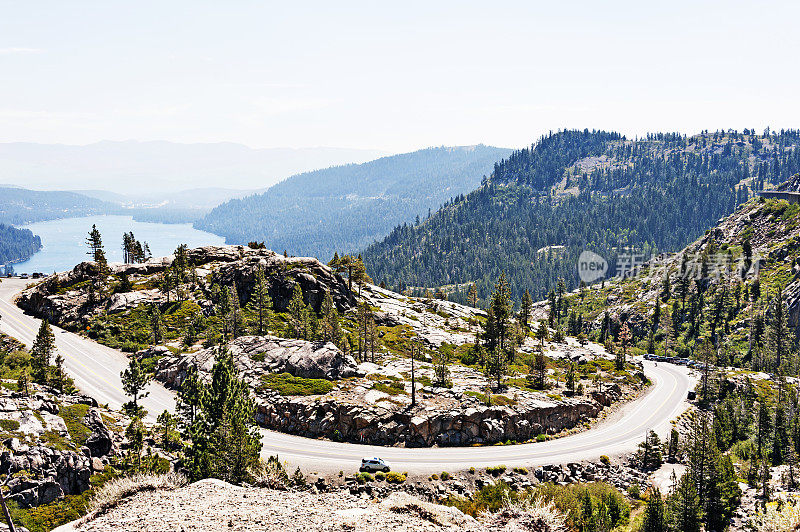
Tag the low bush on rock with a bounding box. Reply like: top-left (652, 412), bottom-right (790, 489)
top-left (0, 419), bottom-right (20, 432)
top-left (356, 472), bottom-right (374, 484)
top-left (8, 467), bottom-right (123, 532)
top-left (537, 481), bottom-right (630, 531)
top-left (443, 480), bottom-right (519, 516)
top-left (258, 372), bottom-right (334, 396)
top-left (385, 471), bottom-right (406, 484)
top-left (486, 465), bottom-right (507, 476)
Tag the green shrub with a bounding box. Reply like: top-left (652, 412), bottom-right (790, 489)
top-left (537, 482), bottom-right (630, 531)
top-left (430, 473), bottom-right (439, 480)
top-left (375, 471), bottom-right (386, 481)
top-left (0, 419), bottom-right (20, 432)
top-left (469, 467), bottom-right (476, 474)
top-left (372, 381), bottom-right (407, 395)
top-left (536, 434), bottom-right (547, 442)
top-left (599, 455), bottom-right (610, 465)
top-left (627, 483), bottom-right (641, 499)
top-left (356, 472), bottom-right (374, 484)
top-left (443, 480), bottom-right (517, 517)
top-left (486, 465), bottom-right (506, 476)
top-left (440, 471), bottom-right (450, 481)
top-left (512, 467), bottom-right (528, 475)
top-left (258, 373), bottom-right (334, 396)
top-left (386, 471), bottom-right (406, 483)
top-left (8, 468), bottom-right (120, 532)
top-left (59, 403), bottom-right (91, 448)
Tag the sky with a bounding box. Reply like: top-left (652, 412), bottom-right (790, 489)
top-left (2, 1), bottom-right (800, 153)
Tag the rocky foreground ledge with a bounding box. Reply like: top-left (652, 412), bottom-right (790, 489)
top-left (52, 478), bottom-right (560, 532)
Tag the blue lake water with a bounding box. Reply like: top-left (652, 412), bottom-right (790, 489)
top-left (15, 215), bottom-right (225, 274)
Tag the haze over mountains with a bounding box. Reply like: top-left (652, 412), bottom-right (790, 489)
top-left (0, 141), bottom-right (386, 194)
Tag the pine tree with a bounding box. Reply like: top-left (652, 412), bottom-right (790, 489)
top-left (566, 362), bottom-right (576, 393)
top-left (667, 473), bottom-right (700, 532)
top-left (227, 283), bottom-right (241, 339)
top-left (17, 365), bottom-right (29, 396)
top-left (768, 287), bottom-right (789, 373)
top-left (640, 487), bottom-right (665, 532)
top-left (121, 354), bottom-right (152, 417)
top-left (176, 364), bottom-right (206, 435)
top-left (639, 430), bottom-right (664, 470)
top-left (616, 322), bottom-right (630, 370)
top-left (520, 289), bottom-right (532, 332)
top-left (548, 290), bottom-right (557, 328)
top-left (772, 403), bottom-right (789, 465)
top-left (150, 305), bottom-right (165, 344)
top-left (86, 224), bottom-right (104, 262)
top-left (248, 267), bottom-right (272, 335)
top-left (667, 428), bottom-right (679, 463)
top-left (184, 346), bottom-right (262, 483)
top-left (31, 320), bottom-right (56, 383)
top-left (533, 348), bottom-right (547, 390)
top-left (288, 284), bottom-right (307, 339)
top-left (320, 292), bottom-right (343, 347)
top-left (209, 385), bottom-right (261, 484)
top-left (467, 284), bottom-right (478, 308)
top-left (53, 353), bottom-right (65, 393)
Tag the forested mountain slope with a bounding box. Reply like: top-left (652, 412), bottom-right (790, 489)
top-left (195, 145), bottom-right (512, 259)
top-left (0, 223), bottom-right (41, 264)
top-left (363, 129), bottom-right (800, 304)
top-left (0, 186), bottom-right (116, 225)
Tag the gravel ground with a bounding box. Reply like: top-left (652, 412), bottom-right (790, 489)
top-left (57, 479), bottom-right (480, 532)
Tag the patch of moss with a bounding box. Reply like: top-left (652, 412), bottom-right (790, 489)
top-left (258, 373), bottom-right (335, 396)
top-left (59, 404), bottom-right (91, 448)
top-left (40, 430), bottom-right (69, 451)
top-left (372, 381), bottom-right (407, 395)
top-left (0, 419), bottom-right (20, 432)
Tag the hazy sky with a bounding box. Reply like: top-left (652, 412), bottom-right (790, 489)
top-left (2, 1), bottom-right (799, 152)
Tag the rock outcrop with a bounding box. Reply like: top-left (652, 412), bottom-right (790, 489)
top-left (144, 335), bottom-right (361, 389)
top-left (0, 391), bottom-right (119, 509)
top-left (251, 385), bottom-right (619, 447)
top-left (16, 245), bottom-right (356, 328)
top-left (54, 478), bottom-right (562, 532)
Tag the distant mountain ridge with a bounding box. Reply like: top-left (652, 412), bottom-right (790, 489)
top-left (196, 145), bottom-right (512, 260)
top-left (0, 141), bottom-right (386, 193)
top-left (0, 223), bottom-right (40, 265)
top-left (363, 129), bottom-right (800, 305)
top-left (0, 187), bottom-right (117, 225)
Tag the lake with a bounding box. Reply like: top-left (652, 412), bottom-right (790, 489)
top-left (15, 215), bottom-right (225, 274)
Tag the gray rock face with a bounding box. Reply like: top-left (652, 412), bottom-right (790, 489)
top-left (83, 408), bottom-right (114, 458)
top-left (3, 445), bottom-right (94, 508)
top-left (251, 392), bottom-right (603, 447)
top-left (0, 391), bottom-right (118, 510)
top-left (147, 335), bottom-right (360, 389)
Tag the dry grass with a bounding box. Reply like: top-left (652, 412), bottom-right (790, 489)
top-left (751, 495), bottom-right (800, 532)
top-left (479, 497), bottom-right (567, 532)
top-left (83, 472), bottom-right (188, 522)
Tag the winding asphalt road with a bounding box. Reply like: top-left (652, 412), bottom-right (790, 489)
top-left (0, 277), bottom-right (693, 474)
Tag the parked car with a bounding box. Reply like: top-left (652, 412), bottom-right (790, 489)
top-left (360, 457), bottom-right (391, 472)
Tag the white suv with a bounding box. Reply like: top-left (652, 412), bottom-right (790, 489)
top-left (360, 457), bottom-right (391, 472)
